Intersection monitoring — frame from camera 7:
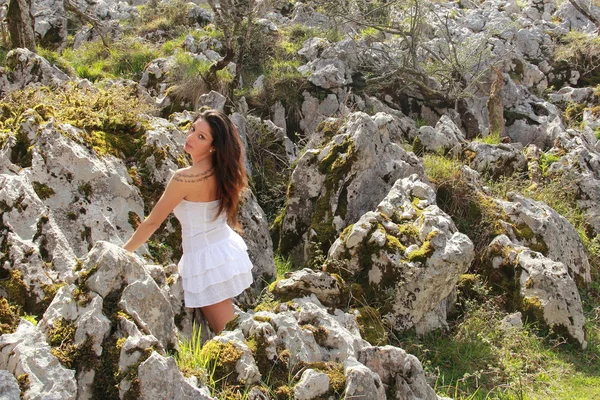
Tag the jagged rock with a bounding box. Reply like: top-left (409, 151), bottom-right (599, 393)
top-left (463, 142), bottom-right (527, 179)
top-left (197, 90), bottom-right (227, 111)
top-left (501, 312), bottom-right (523, 329)
top-left (0, 370), bottom-right (20, 400)
top-left (298, 37), bottom-right (330, 61)
top-left (188, 2), bottom-right (214, 25)
top-left (358, 345), bottom-right (438, 400)
top-left (523, 0), bottom-right (556, 22)
top-left (246, 115), bottom-right (298, 163)
top-left (137, 352), bottom-right (215, 400)
top-left (238, 190), bottom-right (277, 292)
top-left (0, 49), bottom-right (69, 97)
top-left (291, 4), bottom-right (330, 28)
top-left (300, 92), bottom-right (341, 136)
top-left (0, 320), bottom-right (77, 400)
top-left (556, 1), bottom-right (600, 33)
top-left (415, 115), bottom-right (466, 156)
top-left (31, 0), bottom-right (67, 50)
top-left (502, 78), bottom-right (565, 150)
top-left (294, 369), bottom-right (330, 400)
top-left (549, 130), bottom-right (600, 234)
top-left (139, 57), bottom-right (174, 109)
top-left (547, 86), bottom-right (593, 104)
top-left (343, 357), bottom-right (386, 400)
top-left (275, 112), bottom-right (426, 266)
top-left (208, 330), bottom-right (262, 384)
top-left (485, 235), bottom-right (587, 348)
top-left (297, 38), bottom-right (360, 89)
top-left (0, 115), bottom-right (144, 307)
top-left (496, 192), bottom-right (591, 284)
top-left (327, 175), bottom-right (474, 333)
top-left (270, 268), bottom-right (348, 307)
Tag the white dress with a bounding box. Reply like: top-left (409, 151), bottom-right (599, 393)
top-left (173, 199), bottom-right (254, 308)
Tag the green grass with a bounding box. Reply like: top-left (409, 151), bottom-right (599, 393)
top-left (274, 255), bottom-right (292, 278)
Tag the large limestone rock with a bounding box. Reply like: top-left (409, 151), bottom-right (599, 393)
top-left (327, 175), bottom-right (475, 334)
top-left (275, 112), bottom-right (426, 266)
top-left (0, 49), bottom-right (69, 97)
top-left (137, 352), bottom-right (215, 400)
top-left (0, 320), bottom-right (77, 400)
top-left (463, 142), bottom-right (527, 179)
top-left (485, 235), bottom-right (587, 348)
top-left (31, 0), bottom-right (67, 50)
top-left (495, 192), bottom-right (591, 285)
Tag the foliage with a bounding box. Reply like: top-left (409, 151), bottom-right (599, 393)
top-left (274, 255), bottom-right (292, 278)
top-left (137, 0), bottom-right (195, 37)
top-left (61, 37), bottom-right (159, 81)
top-left (0, 83), bottom-right (149, 158)
top-left (553, 30), bottom-right (600, 86)
top-left (395, 292), bottom-right (600, 400)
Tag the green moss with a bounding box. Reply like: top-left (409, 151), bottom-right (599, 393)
top-left (0, 297), bottom-right (19, 334)
top-left (78, 183), bottom-right (93, 202)
top-left (32, 182), bottom-right (55, 200)
top-left (200, 341), bottom-right (244, 385)
top-left (356, 306), bottom-right (388, 345)
top-left (67, 211), bottom-right (78, 220)
top-left (513, 222), bottom-right (535, 240)
top-left (407, 240), bottom-right (435, 263)
top-left (17, 374), bottom-right (30, 393)
top-left (253, 315), bottom-right (273, 324)
top-left (520, 296), bottom-right (545, 323)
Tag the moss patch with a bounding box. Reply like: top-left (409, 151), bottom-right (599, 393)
top-left (200, 341), bottom-right (244, 386)
top-left (32, 182), bottom-right (56, 200)
top-left (356, 306), bottom-right (388, 345)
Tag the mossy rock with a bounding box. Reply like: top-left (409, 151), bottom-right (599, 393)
top-left (200, 341), bottom-right (244, 385)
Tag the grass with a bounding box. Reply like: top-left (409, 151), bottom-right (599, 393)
top-left (275, 255), bottom-right (292, 278)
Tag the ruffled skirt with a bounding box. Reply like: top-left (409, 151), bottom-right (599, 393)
top-left (178, 226), bottom-right (254, 308)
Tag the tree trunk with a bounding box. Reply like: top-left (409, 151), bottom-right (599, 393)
top-left (7, 0), bottom-right (37, 52)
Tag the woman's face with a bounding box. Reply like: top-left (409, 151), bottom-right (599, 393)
top-left (184, 119), bottom-right (215, 161)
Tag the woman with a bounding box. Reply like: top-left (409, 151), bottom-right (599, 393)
top-left (123, 109), bottom-right (254, 334)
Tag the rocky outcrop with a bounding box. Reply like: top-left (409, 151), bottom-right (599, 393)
top-left (327, 175), bottom-right (474, 334)
top-left (463, 142), bottom-right (527, 179)
top-left (485, 235), bottom-right (587, 348)
top-left (0, 320), bottom-right (77, 400)
top-left (0, 48), bottom-right (69, 97)
top-left (275, 112), bottom-right (426, 266)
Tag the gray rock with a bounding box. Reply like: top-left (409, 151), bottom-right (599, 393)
top-left (486, 235), bottom-right (587, 348)
top-left (343, 358), bottom-right (386, 400)
top-left (0, 320), bottom-right (77, 400)
top-left (0, 370), bottom-right (21, 400)
top-left (276, 112), bottom-right (425, 266)
top-left (294, 369), bottom-right (330, 400)
top-left (328, 175), bottom-right (474, 333)
top-left (31, 0), bottom-right (67, 50)
top-left (298, 37), bottom-right (330, 61)
top-left (463, 142), bottom-right (527, 179)
top-left (271, 268), bottom-right (347, 307)
top-left (137, 352), bottom-right (215, 400)
top-left (0, 49), bottom-right (69, 97)
top-left (197, 90), bottom-right (227, 111)
top-left (496, 192), bottom-right (591, 284)
top-left (358, 345), bottom-right (437, 400)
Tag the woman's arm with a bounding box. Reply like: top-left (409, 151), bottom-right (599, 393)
top-left (123, 173), bottom-right (187, 252)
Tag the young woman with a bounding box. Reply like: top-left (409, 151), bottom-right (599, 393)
top-left (123, 109), bottom-right (253, 333)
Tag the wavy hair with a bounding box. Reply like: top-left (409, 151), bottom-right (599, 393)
top-left (195, 109), bottom-right (247, 231)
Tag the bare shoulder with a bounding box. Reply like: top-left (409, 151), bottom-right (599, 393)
top-left (171, 166), bottom-right (215, 184)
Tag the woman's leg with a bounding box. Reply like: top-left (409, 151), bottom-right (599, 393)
top-left (200, 298), bottom-right (234, 334)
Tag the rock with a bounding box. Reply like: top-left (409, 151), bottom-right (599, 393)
top-left (547, 87), bottom-right (593, 104)
top-left (299, 92), bottom-right (341, 136)
top-left (238, 190), bottom-right (277, 293)
top-left (275, 112), bottom-right (426, 266)
top-left (502, 78), bottom-right (565, 150)
top-left (416, 115), bottom-right (465, 156)
top-left (327, 175), bottom-right (474, 333)
top-left (556, 1), bottom-right (600, 33)
top-left (501, 312), bottom-right (523, 329)
top-left (197, 90), bottom-right (227, 111)
top-left (0, 370), bottom-right (22, 400)
top-left (246, 115), bottom-right (298, 163)
top-left (207, 330), bottom-right (261, 384)
top-left (291, 4), bottom-right (330, 28)
top-left (0, 48), bottom-right (69, 97)
top-left (270, 268), bottom-right (348, 307)
top-left (343, 358), bottom-right (386, 400)
top-left (463, 142), bottom-right (527, 179)
top-left (0, 320), bottom-right (77, 400)
top-left (298, 57), bottom-right (350, 89)
top-left (294, 369), bottom-right (330, 400)
top-left (358, 345), bottom-right (438, 400)
top-left (31, 0), bottom-right (68, 50)
top-left (137, 352), bottom-right (215, 400)
top-left (485, 235), bottom-right (587, 348)
top-left (298, 37), bottom-right (330, 61)
top-left (496, 192), bottom-right (591, 285)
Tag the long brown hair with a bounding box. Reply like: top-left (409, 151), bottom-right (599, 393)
top-left (196, 109), bottom-right (247, 230)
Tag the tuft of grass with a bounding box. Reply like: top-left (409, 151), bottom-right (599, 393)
top-left (275, 255), bottom-right (292, 278)
top-left (175, 322), bottom-right (209, 382)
